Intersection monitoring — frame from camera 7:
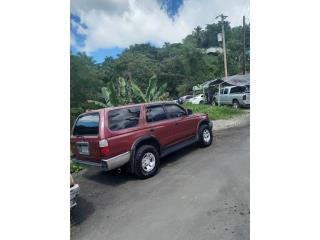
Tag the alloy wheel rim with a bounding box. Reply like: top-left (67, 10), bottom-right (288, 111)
top-left (141, 152), bottom-right (156, 172)
top-left (203, 129), bottom-right (211, 143)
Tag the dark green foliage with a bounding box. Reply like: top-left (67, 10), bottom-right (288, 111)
top-left (70, 22), bottom-right (250, 126)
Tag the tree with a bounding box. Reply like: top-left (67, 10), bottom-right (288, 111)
top-left (71, 20), bottom-right (250, 113)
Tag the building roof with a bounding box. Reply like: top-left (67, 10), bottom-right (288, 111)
top-left (192, 74), bottom-right (250, 91)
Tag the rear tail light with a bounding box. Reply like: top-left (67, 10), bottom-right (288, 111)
top-left (243, 95), bottom-right (246, 100)
top-left (99, 139), bottom-right (109, 155)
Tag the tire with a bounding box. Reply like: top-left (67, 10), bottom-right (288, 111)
top-left (133, 145), bottom-right (160, 179)
top-left (198, 124), bottom-right (213, 147)
top-left (232, 99), bottom-right (240, 109)
top-left (212, 99), bottom-right (217, 106)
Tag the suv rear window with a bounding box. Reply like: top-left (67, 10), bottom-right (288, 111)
top-left (146, 105), bottom-right (167, 122)
top-left (73, 113), bottom-right (100, 136)
top-left (108, 107), bottom-right (141, 131)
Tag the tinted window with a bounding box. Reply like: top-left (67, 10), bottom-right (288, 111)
top-left (230, 86), bottom-right (246, 94)
top-left (146, 106), bottom-right (167, 122)
top-left (165, 104), bottom-right (186, 118)
top-left (223, 88), bottom-right (229, 94)
top-left (220, 89), bottom-right (224, 94)
top-left (186, 96), bottom-right (193, 99)
top-left (73, 113), bottom-right (99, 136)
top-left (108, 107), bottom-right (140, 131)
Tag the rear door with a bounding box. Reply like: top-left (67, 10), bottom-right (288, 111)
top-left (106, 106), bottom-right (142, 158)
top-left (71, 112), bottom-right (101, 162)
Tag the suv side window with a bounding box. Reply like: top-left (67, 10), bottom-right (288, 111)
top-left (73, 113), bottom-right (100, 136)
top-left (164, 104), bottom-right (187, 118)
top-left (108, 107), bottom-right (141, 131)
top-left (146, 105), bottom-right (167, 122)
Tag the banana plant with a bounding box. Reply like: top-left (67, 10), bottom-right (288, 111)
top-left (131, 75), bottom-right (167, 102)
top-left (88, 77), bottom-right (130, 107)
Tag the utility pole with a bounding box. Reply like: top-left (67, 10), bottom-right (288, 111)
top-left (243, 16), bottom-right (246, 75)
top-left (216, 14), bottom-right (228, 106)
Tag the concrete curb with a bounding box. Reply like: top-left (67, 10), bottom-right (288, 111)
top-left (212, 111), bottom-right (250, 131)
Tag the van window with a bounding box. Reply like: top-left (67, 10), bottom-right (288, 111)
top-left (108, 107), bottom-right (141, 131)
top-left (146, 105), bottom-right (167, 122)
top-left (73, 113), bottom-right (99, 136)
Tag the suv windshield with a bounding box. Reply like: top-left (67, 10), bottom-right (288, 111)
top-left (73, 113), bottom-right (100, 136)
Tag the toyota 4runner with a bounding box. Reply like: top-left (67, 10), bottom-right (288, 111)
top-left (71, 102), bottom-right (213, 179)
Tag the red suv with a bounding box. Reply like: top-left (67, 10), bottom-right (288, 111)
top-left (71, 102), bottom-right (213, 179)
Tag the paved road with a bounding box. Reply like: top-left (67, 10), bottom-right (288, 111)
top-left (71, 124), bottom-right (250, 240)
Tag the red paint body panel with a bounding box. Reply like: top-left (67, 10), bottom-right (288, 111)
top-left (70, 102), bottom-right (209, 163)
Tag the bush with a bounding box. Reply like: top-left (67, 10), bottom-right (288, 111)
top-left (70, 160), bottom-right (85, 173)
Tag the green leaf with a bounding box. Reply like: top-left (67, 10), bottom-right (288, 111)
top-left (118, 77), bottom-right (127, 100)
top-left (148, 75), bottom-right (157, 101)
top-left (87, 100), bottom-right (107, 108)
top-left (131, 81), bottom-right (147, 102)
top-left (153, 83), bottom-right (167, 100)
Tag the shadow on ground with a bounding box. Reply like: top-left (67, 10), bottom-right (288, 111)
top-left (83, 168), bottom-right (139, 186)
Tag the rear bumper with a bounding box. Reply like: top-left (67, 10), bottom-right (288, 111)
top-left (72, 151), bottom-right (131, 171)
top-left (70, 184), bottom-right (79, 208)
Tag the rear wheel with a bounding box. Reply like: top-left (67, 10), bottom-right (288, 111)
top-left (232, 99), bottom-right (240, 109)
top-left (212, 99), bottom-right (217, 106)
top-left (134, 145), bottom-right (160, 179)
top-left (198, 124), bottom-right (213, 147)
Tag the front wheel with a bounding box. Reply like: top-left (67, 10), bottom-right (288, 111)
top-left (198, 124), bottom-right (213, 147)
top-left (134, 145), bottom-right (160, 179)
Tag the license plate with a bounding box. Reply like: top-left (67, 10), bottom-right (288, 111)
top-left (77, 142), bottom-right (89, 155)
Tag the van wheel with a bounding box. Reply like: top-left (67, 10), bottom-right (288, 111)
top-left (198, 124), bottom-right (213, 147)
top-left (134, 145), bottom-right (160, 179)
top-left (232, 100), bottom-right (240, 109)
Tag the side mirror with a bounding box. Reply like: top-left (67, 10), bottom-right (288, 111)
top-left (187, 109), bottom-right (193, 115)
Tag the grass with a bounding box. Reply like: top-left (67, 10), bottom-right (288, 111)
top-left (182, 102), bottom-right (244, 120)
top-left (70, 160), bottom-right (85, 173)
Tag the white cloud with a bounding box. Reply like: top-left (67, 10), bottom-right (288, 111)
top-left (71, 0), bottom-right (249, 52)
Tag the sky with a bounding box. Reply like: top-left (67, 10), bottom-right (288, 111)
top-left (70, 0), bottom-right (250, 63)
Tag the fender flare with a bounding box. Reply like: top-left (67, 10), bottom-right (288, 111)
top-left (196, 119), bottom-right (212, 141)
top-left (128, 135), bottom-right (161, 173)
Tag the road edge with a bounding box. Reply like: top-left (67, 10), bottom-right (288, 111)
top-left (212, 111), bottom-right (250, 131)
